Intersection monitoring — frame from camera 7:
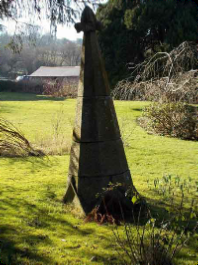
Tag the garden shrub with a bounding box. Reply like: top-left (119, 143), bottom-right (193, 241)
top-left (138, 102), bottom-right (198, 140)
top-left (43, 79), bottom-right (77, 98)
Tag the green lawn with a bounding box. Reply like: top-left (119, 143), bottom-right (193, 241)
top-left (0, 92), bottom-right (197, 265)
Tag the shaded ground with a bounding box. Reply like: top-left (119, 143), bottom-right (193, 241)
top-left (0, 92), bottom-right (65, 101)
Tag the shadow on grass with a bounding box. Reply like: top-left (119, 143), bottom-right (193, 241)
top-left (0, 225), bottom-right (52, 265)
top-left (131, 107), bottom-right (143, 112)
top-left (0, 92), bottom-right (66, 101)
top-left (4, 156), bottom-right (52, 170)
top-left (0, 192), bottom-right (102, 264)
top-left (142, 195), bottom-right (198, 243)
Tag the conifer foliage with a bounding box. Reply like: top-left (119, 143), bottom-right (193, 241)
top-left (97, 0), bottom-right (197, 87)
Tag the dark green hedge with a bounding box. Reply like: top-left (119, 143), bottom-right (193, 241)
top-left (0, 80), bottom-right (20, 92)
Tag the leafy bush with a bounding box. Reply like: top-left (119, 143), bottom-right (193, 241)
top-left (138, 103), bottom-right (198, 140)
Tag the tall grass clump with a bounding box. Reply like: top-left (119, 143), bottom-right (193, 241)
top-left (0, 118), bottom-right (42, 157)
top-left (35, 107), bottom-right (72, 156)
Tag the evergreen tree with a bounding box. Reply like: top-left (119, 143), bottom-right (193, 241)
top-left (97, 0), bottom-right (197, 87)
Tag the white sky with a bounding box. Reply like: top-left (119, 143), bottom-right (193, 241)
top-left (1, 18), bottom-right (83, 40)
top-left (58, 24), bottom-right (83, 40)
top-left (0, 0), bottom-right (108, 41)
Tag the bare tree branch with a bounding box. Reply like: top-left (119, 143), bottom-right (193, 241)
top-left (113, 42), bottom-right (197, 103)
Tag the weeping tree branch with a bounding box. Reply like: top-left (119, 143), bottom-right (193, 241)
top-left (113, 41), bottom-right (198, 103)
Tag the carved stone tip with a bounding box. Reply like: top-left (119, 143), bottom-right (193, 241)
top-left (75, 6), bottom-right (102, 33)
top-left (81, 6), bottom-right (96, 24)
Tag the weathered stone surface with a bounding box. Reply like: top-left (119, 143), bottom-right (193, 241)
top-left (68, 139), bottom-right (128, 177)
top-left (64, 181), bottom-right (86, 216)
top-left (65, 171), bottom-right (132, 214)
top-left (73, 96), bottom-right (120, 142)
top-left (77, 31), bottom-right (111, 97)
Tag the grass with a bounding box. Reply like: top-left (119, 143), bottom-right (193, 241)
top-left (0, 92), bottom-right (197, 265)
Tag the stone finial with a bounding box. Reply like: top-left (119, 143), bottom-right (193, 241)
top-left (75, 6), bottom-right (102, 33)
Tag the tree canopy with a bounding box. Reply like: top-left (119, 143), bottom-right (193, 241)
top-left (97, 0), bottom-right (197, 87)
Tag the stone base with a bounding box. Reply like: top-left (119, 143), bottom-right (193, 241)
top-left (63, 170), bottom-right (132, 214)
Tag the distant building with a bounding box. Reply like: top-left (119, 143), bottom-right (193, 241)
top-left (28, 66), bottom-right (80, 96)
top-left (30, 66), bottom-right (80, 79)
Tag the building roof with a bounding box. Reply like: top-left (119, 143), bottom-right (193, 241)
top-left (30, 66), bottom-right (80, 77)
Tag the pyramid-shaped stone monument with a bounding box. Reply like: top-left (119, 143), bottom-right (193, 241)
top-left (63, 6), bottom-right (132, 215)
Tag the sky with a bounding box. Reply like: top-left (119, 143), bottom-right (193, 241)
top-left (1, 18), bottom-right (83, 40)
top-left (0, 0), bottom-right (108, 41)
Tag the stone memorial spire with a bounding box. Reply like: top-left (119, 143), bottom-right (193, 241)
top-left (63, 6), bottom-right (132, 215)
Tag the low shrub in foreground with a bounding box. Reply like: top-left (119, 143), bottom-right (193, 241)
top-left (138, 102), bottom-right (198, 140)
top-left (114, 209), bottom-right (197, 265)
top-left (113, 176), bottom-right (197, 265)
